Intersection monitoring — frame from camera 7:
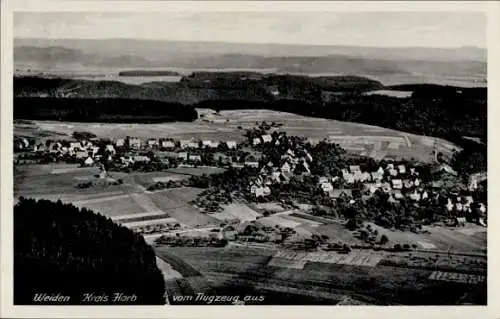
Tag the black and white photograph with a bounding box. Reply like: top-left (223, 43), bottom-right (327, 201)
top-left (1, 0), bottom-right (497, 315)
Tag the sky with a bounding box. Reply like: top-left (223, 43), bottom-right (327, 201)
top-left (14, 11), bottom-right (487, 48)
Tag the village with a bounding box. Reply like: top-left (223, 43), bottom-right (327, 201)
top-left (14, 121), bottom-right (487, 252)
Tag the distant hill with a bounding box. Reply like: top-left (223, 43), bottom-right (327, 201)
top-left (15, 38), bottom-right (487, 62)
top-left (14, 39), bottom-right (486, 86)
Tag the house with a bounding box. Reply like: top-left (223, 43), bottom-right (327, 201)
top-left (364, 183), bottom-right (379, 194)
top-left (161, 140), bottom-right (176, 149)
top-left (321, 182), bottom-right (333, 193)
top-left (252, 138), bottom-right (261, 146)
top-left (210, 141), bottom-right (220, 148)
top-left (409, 191), bottom-right (421, 201)
top-left (468, 172), bottom-right (487, 191)
top-left (69, 142), bottom-right (82, 150)
top-left (180, 140), bottom-right (191, 148)
top-left (394, 190), bottom-right (404, 199)
top-left (83, 156), bottom-right (94, 166)
top-left (305, 152), bottom-right (313, 162)
top-left (344, 173), bottom-right (355, 184)
top-left (381, 183), bottom-right (392, 193)
top-left (115, 138), bottom-right (125, 147)
top-left (318, 176), bottom-right (329, 184)
top-left (329, 189), bottom-right (352, 199)
top-left (331, 176), bottom-right (340, 183)
top-left (301, 161), bottom-right (311, 174)
top-left (465, 196), bottom-right (474, 205)
top-left (133, 156), bottom-right (150, 163)
top-left (360, 172), bottom-right (371, 182)
top-left (410, 168), bottom-right (416, 175)
top-left (280, 162), bottom-right (291, 173)
top-left (188, 141), bottom-right (199, 148)
top-left (120, 156), bottom-right (134, 166)
top-left (177, 152), bottom-right (188, 160)
top-left (75, 151), bottom-right (88, 159)
top-left (202, 140), bottom-right (213, 148)
top-left (245, 161), bottom-right (259, 168)
top-left (371, 171), bottom-right (384, 181)
top-left (387, 195), bottom-right (398, 204)
top-left (88, 146), bottom-right (98, 156)
top-left (455, 217), bottom-right (466, 227)
top-left (147, 139), bottom-right (159, 147)
top-left (392, 179), bottom-right (403, 190)
top-left (479, 203), bottom-right (486, 214)
top-left (435, 164), bottom-right (457, 176)
top-left (188, 154), bottom-right (202, 162)
top-left (352, 171), bottom-right (363, 182)
top-left (226, 141), bottom-right (237, 149)
top-left (388, 169), bottom-right (398, 177)
top-left (398, 165), bottom-right (406, 174)
top-left (222, 227), bottom-right (238, 240)
top-left (414, 179), bottom-right (421, 187)
top-left (386, 163), bottom-right (395, 170)
top-left (403, 179), bottom-right (414, 189)
top-left (446, 199), bottom-right (454, 212)
top-left (422, 191), bottom-right (429, 200)
top-left (262, 135), bottom-right (272, 143)
top-left (127, 137), bottom-right (141, 149)
top-left (263, 186), bottom-right (271, 196)
top-left (377, 167), bottom-right (385, 175)
top-left (254, 187), bottom-right (268, 197)
top-left (349, 165), bottom-right (361, 173)
top-left (105, 144), bottom-right (116, 154)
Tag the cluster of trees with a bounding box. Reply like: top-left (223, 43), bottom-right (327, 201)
top-left (14, 198), bottom-right (166, 305)
top-left (14, 97), bottom-right (198, 123)
top-left (154, 235), bottom-right (228, 248)
top-left (195, 85), bottom-right (486, 149)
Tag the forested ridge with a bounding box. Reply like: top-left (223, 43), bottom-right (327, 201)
top-left (14, 75), bottom-right (486, 145)
top-left (14, 198), bottom-right (166, 305)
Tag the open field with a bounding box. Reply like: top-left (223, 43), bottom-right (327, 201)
top-left (15, 164), bottom-right (218, 229)
top-left (159, 246), bottom-right (486, 305)
top-left (15, 108), bottom-right (460, 162)
top-left (148, 188), bottom-right (218, 227)
top-left (365, 222), bottom-right (487, 253)
top-left (14, 164), bottom-right (123, 198)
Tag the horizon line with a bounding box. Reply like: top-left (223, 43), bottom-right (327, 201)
top-left (13, 37), bottom-right (487, 50)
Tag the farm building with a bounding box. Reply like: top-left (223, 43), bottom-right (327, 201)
top-left (75, 151), bottom-right (88, 159)
top-left (280, 162), bottom-right (292, 173)
top-left (180, 140), bottom-right (191, 148)
top-left (392, 179), bottom-right (403, 190)
top-left (177, 152), bottom-right (188, 160)
top-left (188, 154), bottom-right (202, 162)
top-left (114, 138), bottom-right (125, 147)
top-left (253, 138), bottom-right (261, 146)
top-left (127, 137), bottom-right (141, 149)
top-left (371, 171), bottom-right (384, 181)
top-left (161, 140), bottom-right (176, 149)
top-left (69, 142), bottom-right (82, 150)
top-left (245, 161), bottom-right (259, 168)
top-left (321, 182), bottom-right (333, 193)
top-left (188, 141), bottom-right (200, 148)
top-left (262, 135), bottom-right (273, 143)
top-left (133, 156), bottom-right (150, 163)
top-left (226, 141), bottom-right (237, 149)
top-left (147, 139), bottom-right (159, 147)
top-left (105, 144), bottom-right (116, 154)
top-left (83, 156), bottom-right (94, 166)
